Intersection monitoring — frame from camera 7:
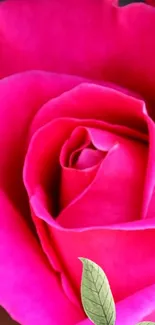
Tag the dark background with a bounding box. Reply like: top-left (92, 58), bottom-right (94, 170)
top-left (119, 0), bottom-right (144, 5)
top-left (0, 308), bottom-right (19, 325)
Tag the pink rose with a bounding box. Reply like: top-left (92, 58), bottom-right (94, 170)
top-left (0, 1), bottom-right (155, 325)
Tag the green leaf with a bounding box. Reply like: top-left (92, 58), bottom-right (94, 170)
top-left (79, 258), bottom-right (116, 325)
top-left (136, 323), bottom-right (155, 325)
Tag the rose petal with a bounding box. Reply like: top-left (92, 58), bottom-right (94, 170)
top-left (24, 117), bottom-right (87, 304)
top-left (60, 164), bottom-right (99, 211)
top-left (50, 225), bottom-right (155, 302)
top-left (116, 285), bottom-right (155, 325)
top-left (0, 0), bottom-right (115, 80)
top-left (142, 116), bottom-right (155, 218)
top-left (30, 84), bottom-right (147, 136)
top-left (0, 191), bottom-right (83, 325)
top-left (0, 71), bottom-right (84, 211)
top-left (0, 72), bottom-right (87, 313)
top-left (1, 0), bottom-right (155, 116)
top-left (29, 185), bottom-right (155, 306)
top-left (60, 126), bottom-right (91, 168)
top-left (75, 148), bottom-right (105, 169)
top-left (146, 187), bottom-right (155, 219)
top-left (60, 126), bottom-right (105, 209)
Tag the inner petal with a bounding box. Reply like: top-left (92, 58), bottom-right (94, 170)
top-left (60, 127), bottom-right (91, 168)
top-left (58, 131), bottom-right (148, 228)
top-left (59, 126), bottom-right (107, 210)
top-left (59, 126), bottom-right (127, 213)
top-left (75, 148), bottom-right (105, 169)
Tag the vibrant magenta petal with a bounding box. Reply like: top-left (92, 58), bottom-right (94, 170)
top-left (75, 148), bottom-right (105, 169)
top-left (30, 84), bottom-right (147, 136)
top-left (59, 126), bottom-right (105, 209)
top-left (59, 226), bottom-right (155, 302)
top-left (117, 4), bottom-right (155, 108)
top-left (0, 71), bottom-right (84, 203)
top-left (60, 165), bottom-right (99, 211)
top-left (26, 170), bottom-right (155, 304)
top-left (29, 191), bottom-right (155, 305)
top-left (0, 0), bottom-right (116, 79)
top-left (60, 127), bottom-right (91, 168)
top-left (1, 0), bottom-right (155, 116)
top-left (146, 187), bottom-right (155, 219)
top-left (24, 117), bottom-right (87, 304)
top-left (0, 72), bottom-right (86, 321)
top-left (142, 116), bottom-right (155, 218)
top-left (0, 191), bottom-right (84, 325)
top-left (77, 318), bottom-right (93, 325)
top-left (116, 285), bottom-right (155, 325)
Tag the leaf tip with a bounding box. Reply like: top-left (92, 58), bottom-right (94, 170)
top-left (78, 257), bottom-right (85, 264)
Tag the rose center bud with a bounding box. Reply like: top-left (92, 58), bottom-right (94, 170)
top-left (59, 127), bottom-right (107, 211)
top-left (57, 126), bottom-right (148, 228)
top-left (23, 118), bottom-right (148, 229)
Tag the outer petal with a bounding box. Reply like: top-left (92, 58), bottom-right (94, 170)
top-left (116, 285), bottom-right (155, 325)
top-left (0, 72), bottom-right (86, 323)
top-left (1, 0), bottom-right (155, 116)
top-left (0, 71), bottom-right (84, 213)
top-left (0, 0), bottom-right (115, 79)
top-left (30, 83), bottom-right (147, 135)
top-left (0, 191), bottom-right (84, 325)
